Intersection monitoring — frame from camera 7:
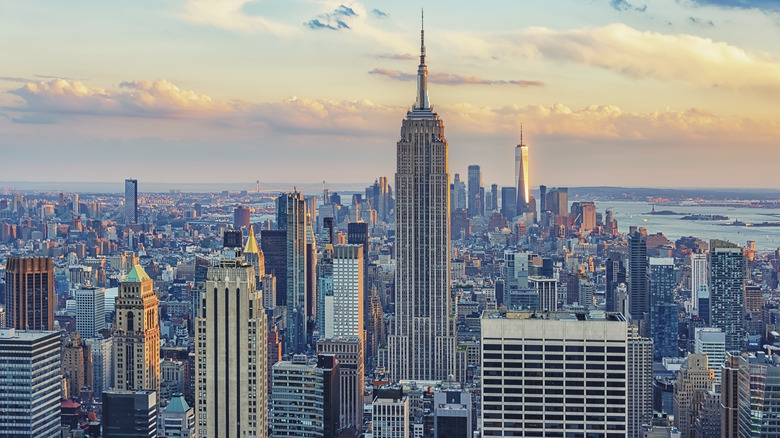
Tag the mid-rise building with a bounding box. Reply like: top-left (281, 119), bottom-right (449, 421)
top-left (674, 354), bottom-right (716, 438)
top-left (372, 388), bottom-right (410, 438)
top-left (433, 381), bottom-right (471, 438)
top-left (694, 327), bottom-right (726, 383)
top-left (0, 328), bottom-right (61, 438)
top-left (317, 338), bottom-right (363, 430)
top-left (114, 265), bottom-right (160, 393)
top-left (159, 393), bottom-right (195, 437)
top-left (103, 390), bottom-right (158, 438)
top-left (76, 286), bottom-right (106, 338)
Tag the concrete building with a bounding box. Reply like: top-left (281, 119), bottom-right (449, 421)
top-left (388, 24), bottom-right (456, 382)
top-left (114, 265), bottom-right (160, 393)
top-left (690, 253), bottom-right (707, 315)
top-left (125, 178), bottom-right (138, 225)
top-left (628, 326), bottom-right (654, 438)
top-left (710, 239), bottom-right (746, 352)
top-left (195, 252), bottom-right (267, 438)
top-left (628, 231), bottom-right (649, 334)
top-left (0, 328), bottom-right (61, 438)
top-left (76, 286), bottom-right (106, 338)
top-left (694, 327), bottom-right (726, 383)
top-left (673, 354), bottom-right (716, 438)
top-left (62, 333), bottom-right (93, 399)
top-left (332, 244), bottom-right (364, 339)
top-left (372, 389), bottom-right (410, 438)
top-left (159, 393), bottom-right (195, 437)
top-left (317, 338), bottom-right (363, 430)
top-left (433, 381), bottom-right (471, 438)
top-left (481, 311), bottom-right (630, 436)
top-left (85, 336), bottom-right (113, 397)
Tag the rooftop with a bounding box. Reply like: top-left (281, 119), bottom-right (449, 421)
top-left (482, 310), bottom-right (626, 322)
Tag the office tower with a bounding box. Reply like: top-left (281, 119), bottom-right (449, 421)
top-left (195, 249), bottom-right (268, 438)
top-left (528, 276), bottom-right (558, 311)
top-left (372, 388), bottom-right (410, 438)
top-left (490, 183), bottom-right (498, 212)
top-left (628, 231), bottom-right (649, 332)
top-left (389, 23), bottom-right (456, 382)
top-left (500, 186), bottom-right (517, 220)
top-left (579, 201), bottom-right (596, 233)
top-left (271, 354), bottom-right (339, 438)
top-left (433, 381), bottom-right (471, 438)
top-left (366, 177), bottom-right (393, 224)
top-left (85, 336), bottom-right (113, 397)
top-left (261, 229), bottom-right (287, 307)
top-left (62, 333), bottom-right (93, 398)
top-left (481, 311), bottom-right (630, 436)
top-left (539, 185), bottom-right (547, 211)
top-left (316, 339), bottom-right (363, 430)
top-left (347, 222), bottom-right (369, 310)
top-left (114, 264), bottom-right (160, 393)
top-left (627, 326), bottom-right (653, 438)
top-left (697, 285), bottom-right (711, 325)
top-left (710, 239), bottom-right (745, 352)
top-left (690, 252), bottom-right (707, 314)
top-left (4, 256), bottom-right (54, 331)
top-left (452, 173), bottom-right (466, 210)
top-left (103, 390), bottom-right (158, 438)
top-left (317, 247), bottom-right (334, 339)
top-left (720, 353), bottom-right (747, 437)
top-left (125, 178), bottom-right (138, 225)
top-left (605, 252), bottom-right (626, 313)
top-left (278, 191), bottom-right (309, 354)
top-left (0, 328), bottom-right (61, 438)
top-left (544, 187), bottom-right (568, 217)
top-left (649, 257), bottom-right (678, 360)
top-left (515, 133), bottom-right (530, 215)
top-left (234, 205), bottom-right (251, 229)
top-left (674, 354), bottom-right (716, 438)
top-left (243, 226), bottom-right (264, 285)
top-left (467, 164), bottom-right (482, 217)
top-left (719, 352), bottom-right (780, 437)
top-left (75, 286), bottom-right (105, 338)
top-left (72, 193), bottom-right (79, 214)
top-left (694, 327), bottom-right (726, 383)
top-left (504, 250), bottom-right (529, 291)
top-left (159, 393), bottom-right (195, 437)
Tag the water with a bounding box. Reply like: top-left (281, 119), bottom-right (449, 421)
top-left (597, 201), bottom-right (780, 251)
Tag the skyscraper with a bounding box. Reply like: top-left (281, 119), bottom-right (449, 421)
top-left (195, 247), bottom-right (268, 437)
top-left (114, 264), bottom-right (160, 393)
top-left (467, 164), bottom-right (482, 217)
top-left (628, 230), bottom-right (648, 332)
top-left (648, 257), bottom-right (678, 360)
top-left (280, 191), bottom-right (309, 354)
top-left (0, 328), bottom-right (61, 438)
top-left (500, 186), bottom-right (517, 220)
top-left (605, 252), bottom-right (626, 313)
top-left (690, 252), bottom-right (707, 314)
top-left (710, 239), bottom-right (745, 352)
top-left (388, 21), bottom-right (456, 382)
top-left (75, 286), bottom-right (106, 338)
top-left (515, 130), bottom-right (530, 214)
top-left (125, 178), bottom-right (138, 225)
top-left (103, 390), bottom-right (158, 438)
top-left (4, 256), bottom-right (54, 331)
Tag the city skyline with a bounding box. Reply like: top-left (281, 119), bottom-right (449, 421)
top-left (2, 1), bottom-right (779, 188)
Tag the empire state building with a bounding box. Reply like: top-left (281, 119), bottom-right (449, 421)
top-left (388, 19), bottom-right (456, 382)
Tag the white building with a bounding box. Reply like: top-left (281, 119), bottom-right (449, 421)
top-left (481, 311), bottom-right (630, 436)
top-left (694, 327), bottom-right (726, 383)
top-left (271, 355), bottom-right (326, 438)
top-left (690, 253), bottom-right (707, 314)
top-left (332, 244), bottom-right (363, 339)
top-left (75, 286), bottom-right (105, 338)
top-left (372, 389), bottom-right (410, 438)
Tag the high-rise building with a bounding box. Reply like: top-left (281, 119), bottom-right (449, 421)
top-left (316, 339), bottom-right (363, 430)
top-left (388, 23), bottom-right (456, 383)
top-left (114, 265), bottom-right (160, 393)
top-left (481, 311), bottom-right (630, 436)
top-left (261, 229), bottom-right (287, 307)
top-left (125, 178), bottom-right (138, 225)
top-left (62, 333), bottom-right (93, 399)
top-left (515, 133), bottom-right (530, 215)
top-left (628, 231), bottom-right (648, 332)
top-left (103, 390), bottom-right (158, 438)
top-left (605, 252), bottom-right (626, 313)
top-left (433, 381), bottom-right (472, 438)
top-left (710, 239), bottom-right (745, 352)
top-left (195, 246), bottom-right (268, 438)
top-left (627, 326), bottom-right (653, 438)
top-left (332, 245), bottom-right (364, 339)
top-left (234, 205), bottom-right (251, 230)
top-left (75, 286), bottom-right (106, 338)
top-left (648, 257), bottom-right (678, 360)
top-left (0, 328), bottom-right (61, 438)
top-left (694, 327), bottom-right (726, 383)
top-left (346, 222), bottom-right (369, 310)
top-left (281, 191), bottom-right (309, 354)
top-left (85, 336), bottom-right (113, 398)
top-left (500, 186), bottom-right (517, 221)
top-left (4, 256), bottom-right (54, 331)
top-left (690, 252), bottom-right (708, 314)
top-left (720, 353), bottom-right (749, 437)
top-left (674, 354), bottom-right (716, 438)
top-left (467, 164), bottom-right (482, 217)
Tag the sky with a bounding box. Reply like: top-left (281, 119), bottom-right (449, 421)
top-left (1, 0), bottom-right (779, 189)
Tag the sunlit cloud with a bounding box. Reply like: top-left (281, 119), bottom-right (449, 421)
top-left (369, 68), bottom-right (545, 87)
top-left (181, 0), bottom-right (297, 35)
top-left (304, 5), bottom-right (357, 31)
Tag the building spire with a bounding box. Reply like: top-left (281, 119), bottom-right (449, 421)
top-left (520, 123), bottom-right (523, 145)
top-left (415, 8), bottom-right (429, 110)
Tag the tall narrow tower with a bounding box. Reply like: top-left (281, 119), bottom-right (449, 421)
top-left (125, 179), bottom-right (138, 225)
top-left (515, 127), bottom-right (530, 215)
top-left (114, 264), bottom-right (160, 393)
top-left (388, 15), bottom-right (456, 382)
top-left (4, 256), bottom-right (54, 331)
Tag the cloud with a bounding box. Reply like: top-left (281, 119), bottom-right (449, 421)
top-left (181, 0), bottom-right (296, 35)
top-left (6, 78), bottom-right (242, 120)
top-left (0, 77), bottom-right (31, 83)
top-left (369, 68), bottom-right (544, 87)
top-left (688, 16), bottom-right (715, 26)
top-left (610, 0), bottom-right (648, 12)
top-left (523, 23), bottom-right (780, 94)
top-left (689, 0), bottom-right (780, 12)
top-left (372, 8), bottom-right (388, 18)
top-left (375, 53), bottom-right (416, 60)
top-left (304, 5), bottom-right (358, 31)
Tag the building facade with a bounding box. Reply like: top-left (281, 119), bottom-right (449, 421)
top-left (710, 239), bottom-right (746, 352)
top-left (4, 256), bottom-right (54, 331)
top-left (125, 178), bottom-right (138, 225)
top-left (76, 286), bottom-right (106, 338)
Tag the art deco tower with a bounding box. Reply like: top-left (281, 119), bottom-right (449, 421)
top-left (515, 128), bottom-right (530, 214)
top-left (388, 17), bottom-right (456, 381)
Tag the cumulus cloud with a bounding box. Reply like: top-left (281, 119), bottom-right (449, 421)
top-left (7, 79), bottom-right (243, 120)
top-left (523, 23), bottom-right (780, 94)
top-left (369, 68), bottom-right (545, 87)
top-left (304, 5), bottom-right (358, 31)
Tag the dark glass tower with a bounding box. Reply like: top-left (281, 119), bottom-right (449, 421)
top-left (4, 256), bottom-right (54, 331)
